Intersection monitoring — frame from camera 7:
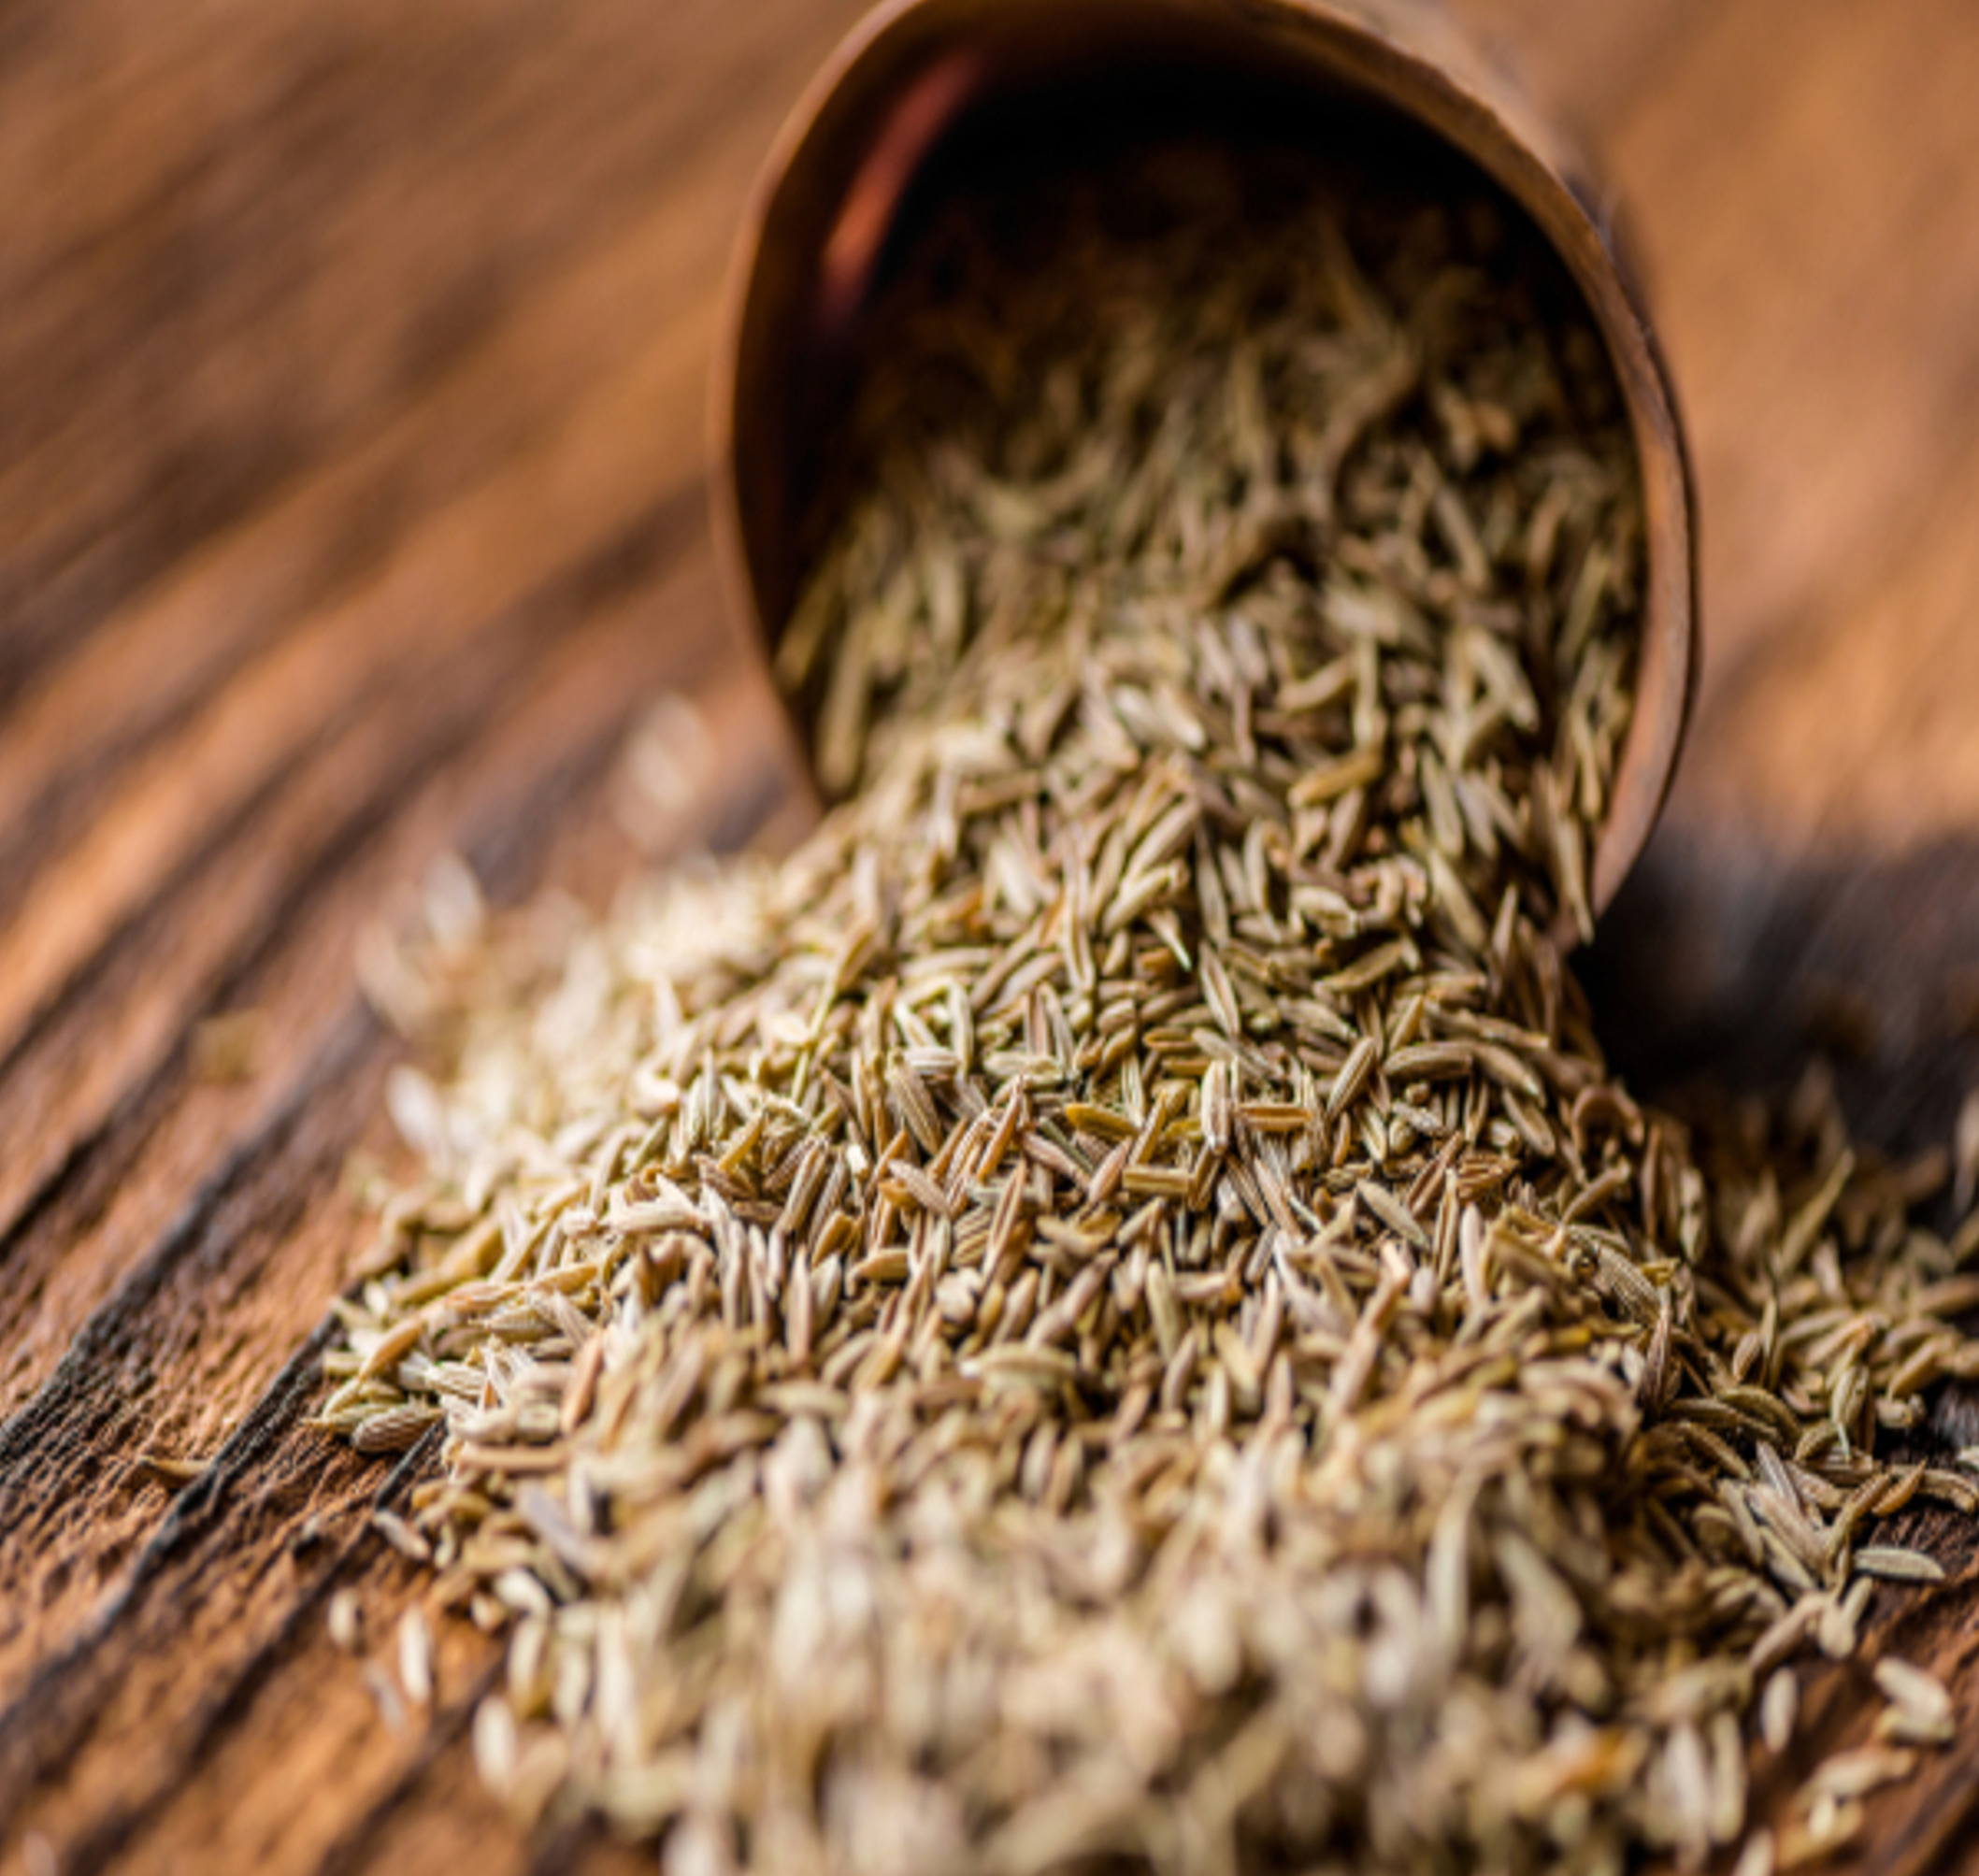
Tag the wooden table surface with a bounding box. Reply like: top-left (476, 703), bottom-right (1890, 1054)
top-left (7, 3), bottom-right (1979, 1871)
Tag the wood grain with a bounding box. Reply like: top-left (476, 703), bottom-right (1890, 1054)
top-left (4, 2), bottom-right (1979, 1871)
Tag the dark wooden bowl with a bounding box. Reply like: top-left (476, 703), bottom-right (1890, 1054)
top-left (710, 0), bottom-right (1699, 923)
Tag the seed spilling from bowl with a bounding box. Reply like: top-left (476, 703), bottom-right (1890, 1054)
top-left (322, 122), bottom-right (1973, 1876)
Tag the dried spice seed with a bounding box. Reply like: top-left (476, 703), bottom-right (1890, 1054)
top-left (398, 1606), bottom-right (436, 1711)
top-left (131, 1452), bottom-right (205, 1493)
top-left (323, 137), bottom-right (1978, 1876)
top-left (326, 1588), bottom-right (365, 1654)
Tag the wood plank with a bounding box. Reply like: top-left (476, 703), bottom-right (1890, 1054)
top-left (0, 123), bottom-right (752, 915)
top-left (7, 0), bottom-right (1979, 1872)
top-left (1605, 0), bottom-right (1979, 675)
top-left (0, 0), bottom-right (868, 706)
top-left (1454, 0), bottom-right (1717, 131)
top-left (0, 301), bottom-right (711, 1307)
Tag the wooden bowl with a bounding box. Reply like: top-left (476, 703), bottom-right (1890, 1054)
top-left (709, 0), bottom-right (1699, 923)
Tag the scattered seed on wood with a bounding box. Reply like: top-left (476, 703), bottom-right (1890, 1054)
top-left (318, 133), bottom-right (1979, 1876)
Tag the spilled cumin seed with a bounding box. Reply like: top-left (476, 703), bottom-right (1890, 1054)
top-left (321, 139), bottom-right (1979, 1876)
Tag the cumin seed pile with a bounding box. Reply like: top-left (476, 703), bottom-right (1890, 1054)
top-left (323, 145), bottom-right (1979, 1875)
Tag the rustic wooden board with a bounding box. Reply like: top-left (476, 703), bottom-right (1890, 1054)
top-left (5, 2), bottom-right (1979, 1870)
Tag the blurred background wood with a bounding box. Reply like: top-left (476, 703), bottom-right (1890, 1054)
top-left (3, 2), bottom-right (1979, 1870)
